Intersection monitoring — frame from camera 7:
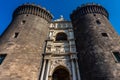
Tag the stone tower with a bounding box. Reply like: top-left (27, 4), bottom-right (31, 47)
top-left (0, 4), bottom-right (52, 80)
top-left (39, 16), bottom-right (80, 80)
top-left (71, 3), bottom-right (120, 80)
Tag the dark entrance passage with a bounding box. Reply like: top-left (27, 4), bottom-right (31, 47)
top-left (52, 67), bottom-right (70, 80)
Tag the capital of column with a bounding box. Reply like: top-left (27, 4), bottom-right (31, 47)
top-left (44, 58), bottom-right (51, 60)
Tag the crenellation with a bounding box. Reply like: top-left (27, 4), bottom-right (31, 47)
top-left (13, 4), bottom-right (53, 22)
top-left (71, 4), bottom-right (109, 20)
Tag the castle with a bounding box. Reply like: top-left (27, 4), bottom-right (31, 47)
top-left (0, 3), bottom-right (120, 80)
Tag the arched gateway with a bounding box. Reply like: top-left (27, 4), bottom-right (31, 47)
top-left (52, 66), bottom-right (70, 80)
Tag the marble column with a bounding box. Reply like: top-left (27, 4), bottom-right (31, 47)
top-left (40, 60), bottom-right (46, 80)
top-left (71, 59), bottom-right (76, 80)
top-left (75, 59), bottom-right (81, 80)
top-left (45, 60), bottom-right (50, 80)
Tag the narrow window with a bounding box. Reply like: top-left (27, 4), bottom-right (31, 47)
top-left (0, 54), bottom-right (7, 65)
top-left (101, 33), bottom-right (108, 37)
top-left (93, 14), bottom-right (96, 16)
top-left (25, 14), bottom-right (28, 16)
top-left (96, 20), bottom-right (101, 25)
top-left (113, 52), bottom-right (120, 62)
top-left (14, 32), bottom-right (19, 38)
top-left (21, 20), bottom-right (26, 24)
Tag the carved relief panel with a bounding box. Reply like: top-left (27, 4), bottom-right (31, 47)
top-left (49, 57), bottom-right (72, 76)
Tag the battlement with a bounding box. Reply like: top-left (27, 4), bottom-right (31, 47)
top-left (13, 3), bottom-right (53, 22)
top-left (70, 3), bottom-right (109, 20)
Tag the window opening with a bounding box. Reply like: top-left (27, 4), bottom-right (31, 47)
top-left (113, 52), bottom-right (120, 62)
top-left (93, 14), bottom-right (96, 16)
top-left (0, 54), bottom-right (7, 65)
top-left (96, 20), bottom-right (101, 25)
top-left (102, 33), bottom-right (108, 37)
top-left (21, 20), bottom-right (26, 24)
top-left (26, 14), bottom-right (28, 16)
top-left (14, 32), bottom-right (19, 38)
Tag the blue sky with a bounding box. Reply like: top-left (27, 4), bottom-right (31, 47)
top-left (0, 0), bottom-right (120, 35)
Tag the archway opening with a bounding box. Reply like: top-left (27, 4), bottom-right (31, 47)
top-left (52, 67), bottom-right (70, 80)
top-left (56, 32), bottom-right (67, 41)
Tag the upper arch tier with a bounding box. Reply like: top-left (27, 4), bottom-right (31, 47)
top-left (13, 4), bottom-right (53, 22)
top-left (70, 3), bottom-right (109, 20)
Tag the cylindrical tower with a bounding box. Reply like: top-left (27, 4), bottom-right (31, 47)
top-left (71, 3), bottom-right (120, 80)
top-left (0, 4), bottom-right (52, 80)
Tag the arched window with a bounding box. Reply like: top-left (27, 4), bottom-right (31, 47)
top-left (56, 32), bottom-right (67, 41)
